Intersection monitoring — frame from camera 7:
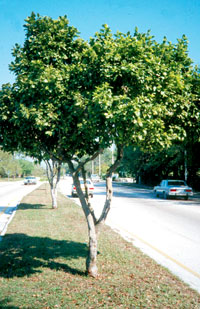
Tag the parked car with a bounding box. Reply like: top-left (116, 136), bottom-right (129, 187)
top-left (71, 179), bottom-right (94, 197)
top-left (24, 176), bottom-right (37, 185)
top-left (91, 174), bottom-right (100, 183)
top-left (153, 179), bottom-right (193, 200)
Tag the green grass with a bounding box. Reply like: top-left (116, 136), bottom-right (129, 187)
top-left (0, 184), bottom-right (199, 308)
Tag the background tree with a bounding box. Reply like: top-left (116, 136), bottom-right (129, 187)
top-left (0, 150), bottom-right (45, 178)
top-left (18, 159), bottom-right (35, 176)
top-left (0, 150), bottom-right (21, 178)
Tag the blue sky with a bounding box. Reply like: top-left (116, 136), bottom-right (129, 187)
top-left (0, 0), bottom-right (199, 85)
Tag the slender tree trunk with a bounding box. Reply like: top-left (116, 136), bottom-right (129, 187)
top-left (72, 172), bottom-right (98, 277)
top-left (96, 145), bottom-right (124, 232)
top-left (95, 174), bottom-right (113, 234)
top-left (50, 182), bottom-right (58, 209)
top-left (45, 159), bottom-right (61, 209)
top-left (86, 216), bottom-right (98, 277)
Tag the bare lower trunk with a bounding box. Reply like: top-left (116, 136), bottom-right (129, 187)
top-left (85, 175), bottom-right (113, 276)
top-left (86, 217), bottom-right (98, 277)
top-left (72, 172), bottom-right (98, 277)
top-left (45, 159), bottom-right (61, 209)
top-left (50, 185), bottom-right (58, 209)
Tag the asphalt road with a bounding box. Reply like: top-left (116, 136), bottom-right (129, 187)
top-left (59, 179), bottom-right (200, 293)
top-left (0, 180), bottom-right (42, 236)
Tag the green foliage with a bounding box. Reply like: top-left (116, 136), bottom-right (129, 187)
top-left (89, 27), bottom-right (196, 150)
top-left (0, 150), bottom-right (21, 177)
top-left (18, 159), bottom-right (35, 176)
top-left (0, 14), bottom-right (112, 162)
top-left (0, 150), bottom-right (44, 178)
top-left (0, 13), bottom-right (199, 174)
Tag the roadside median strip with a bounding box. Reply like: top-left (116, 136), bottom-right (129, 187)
top-left (0, 185), bottom-right (199, 308)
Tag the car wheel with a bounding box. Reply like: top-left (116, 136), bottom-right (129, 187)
top-left (163, 192), bottom-right (168, 199)
top-left (184, 196), bottom-right (188, 200)
top-left (155, 191), bottom-right (159, 198)
top-left (90, 194), bottom-right (93, 198)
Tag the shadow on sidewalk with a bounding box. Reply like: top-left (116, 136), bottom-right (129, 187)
top-left (0, 233), bottom-right (87, 278)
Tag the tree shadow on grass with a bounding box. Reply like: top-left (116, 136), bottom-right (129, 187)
top-left (0, 298), bottom-right (19, 309)
top-left (18, 203), bottom-right (48, 210)
top-left (0, 233), bottom-right (88, 278)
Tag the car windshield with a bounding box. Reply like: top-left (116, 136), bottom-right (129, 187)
top-left (168, 181), bottom-right (186, 186)
top-left (25, 177), bottom-right (35, 179)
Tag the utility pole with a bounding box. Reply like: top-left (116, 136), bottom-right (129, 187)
top-left (184, 150), bottom-right (188, 182)
top-left (111, 144), bottom-right (114, 165)
top-left (99, 154), bottom-right (101, 176)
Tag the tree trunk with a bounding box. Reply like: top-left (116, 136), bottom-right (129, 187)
top-left (45, 159), bottom-right (61, 209)
top-left (96, 174), bottom-right (113, 233)
top-left (96, 145), bottom-right (123, 232)
top-left (50, 183), bottom-right (58, 209)
top-left (86, 216), bottom-right (98, 277)
top-left (72, 173), bottom-right (98, 277)
top-left (67, 146), bottom-right (123, 277)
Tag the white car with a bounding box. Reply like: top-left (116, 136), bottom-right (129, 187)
top-left (71, 179), bottom-right (94, 197)
top-left (154, 180), bottom-right (193, 200)
top-left (24, 176), bottom-right (37, 185)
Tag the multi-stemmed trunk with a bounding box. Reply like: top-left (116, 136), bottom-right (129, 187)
top-left (67, 145), bottom-right (123, 277)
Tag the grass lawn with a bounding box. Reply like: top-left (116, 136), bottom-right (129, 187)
top-left (0, 184), bottom-right (199, 308)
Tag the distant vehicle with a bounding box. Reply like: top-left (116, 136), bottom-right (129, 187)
top-left (24, 176), bottom-right (37, 185)
top-left (153, 179), bottom-right (193, 200)
top-left (91, 174), bottom-right (100, 182)
top-left (71, 179), bottom-right (94, 197)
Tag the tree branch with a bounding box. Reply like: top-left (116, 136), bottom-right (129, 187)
top-left (74, 148), bottom-right (103, 177)
top-left (96, 145), bottom-right (124, 230)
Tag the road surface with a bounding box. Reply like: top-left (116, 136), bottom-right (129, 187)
top-left (59, 178), bottom-right (200, 293)
top-left (0, 180), bottom-right (42, 237)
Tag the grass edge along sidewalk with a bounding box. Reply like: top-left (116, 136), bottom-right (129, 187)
top-left (0, 184), bottom-right (199, 308)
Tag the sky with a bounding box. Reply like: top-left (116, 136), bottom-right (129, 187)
top-left (0, 0), bottom-right (200, 86)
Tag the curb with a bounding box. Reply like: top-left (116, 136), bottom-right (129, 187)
top-left (0, 205), bottom-right (18, 241)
